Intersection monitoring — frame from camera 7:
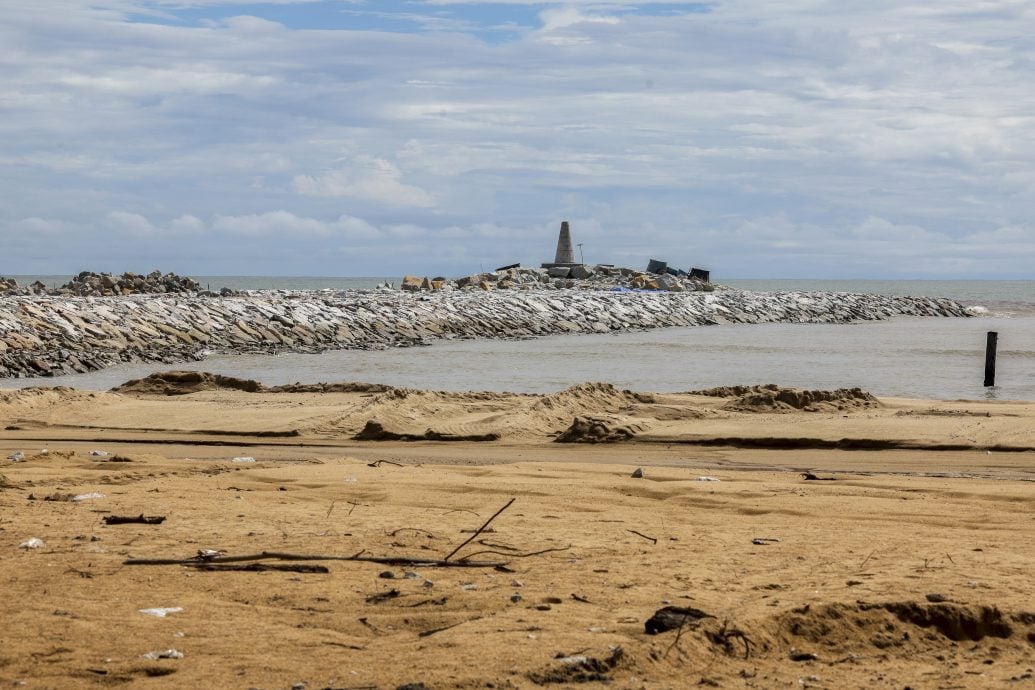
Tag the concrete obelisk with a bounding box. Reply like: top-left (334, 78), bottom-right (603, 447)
top-left (554, 221), bottom-right (576, 264)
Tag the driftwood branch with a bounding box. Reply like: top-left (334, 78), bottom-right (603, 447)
top-left (124, 550), bottom-right (507, 568)
top-left (194, 563), bottom-right (329, 573)
top-left (103, 514), bottom-right (166, 525)
top-left (443, 498), bottom-right (515, 562)
top-left (368, 460), bottom-right (404, 468)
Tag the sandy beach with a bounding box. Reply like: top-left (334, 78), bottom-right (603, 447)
top-left (1, 374), bottom-right (1033, 689)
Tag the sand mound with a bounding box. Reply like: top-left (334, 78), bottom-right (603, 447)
top-left (112, 370), bottom-right (265, 395)
top-left (555, 416), bottom-right (645, 443)
top-left (692, 384), bottom-right (880, 412)
top-left (529, 383), bottom-right (636, 425)
top-left (0, 387), bottom-right (107, 415)
top-left (772, 600), bottom-right (1022, 653)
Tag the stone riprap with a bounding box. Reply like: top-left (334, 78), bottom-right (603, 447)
top-left (0, 289), bottom-right (970, 379)
top-left (0, 271), bottom-right (227, 298)
top-left (400, 264), bottom-right (712, 292)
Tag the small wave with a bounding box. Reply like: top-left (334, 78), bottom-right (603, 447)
top-left (965, 305), bottom-right (1017, 319)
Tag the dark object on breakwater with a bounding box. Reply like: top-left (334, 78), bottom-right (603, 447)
top-left (985, 331), bottom-right (998, 387)
top-left (646, 259), bottom-right (667, 275)
top-left (647, 258), bottom-right (710, 284)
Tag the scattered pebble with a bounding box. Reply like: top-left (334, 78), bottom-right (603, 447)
top-left (139, 607), bottom-right (184, 618)
top-left (141, 649), bottom-right (183, 660)
top-left (72, 492), bottom-right (105, 502)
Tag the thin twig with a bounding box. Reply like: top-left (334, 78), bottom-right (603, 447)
top-left (663, 615), bottom-right (689, 659)
top-left (443, 498), bottom-right (515, 562)
top-left (388, 527), bottom-right (440, 539)
top-left (419, 617), bottom-right (482, 638)
top-left (442, 508), bottom-right (480, 517)
top-left (627, 529), bottom-right (657, 545)
top-left (455, 545), bottom-right (571, 562)
top-left (476, 539), bottom-right (519, 551)
top-left (858, 549), bottom-right (876, 571)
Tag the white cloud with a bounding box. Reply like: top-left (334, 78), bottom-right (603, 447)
top-left (106, 211), bottom-right (159, 235)
top-left (292, 157), bottom-right (435, 208)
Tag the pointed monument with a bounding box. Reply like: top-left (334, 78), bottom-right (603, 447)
top-left (554, 221), bottom-right (576, 264)
top-left (542, 221), bottom-right (580, 269)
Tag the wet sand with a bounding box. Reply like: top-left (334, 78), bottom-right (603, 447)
top-left (1, 376), bottom-right (1033, 688)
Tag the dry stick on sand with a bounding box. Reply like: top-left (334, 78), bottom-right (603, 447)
top-left (443, 497), bottom-right (516, 562)
top-left (627, 529), bottom-right (657, 545)
top-left (368, 460), bottom-right (404, 468)
top-left (124, 551), bottom-right (509, 568)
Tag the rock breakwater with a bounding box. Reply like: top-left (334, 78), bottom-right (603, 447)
top-left (0, 289), bottom-right (970, 379)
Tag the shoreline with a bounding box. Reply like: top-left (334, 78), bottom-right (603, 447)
top-left (0, 288), bottom-right (970, 380)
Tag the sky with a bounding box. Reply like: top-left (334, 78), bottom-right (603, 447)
top-left (1, 1), bottom-right (1033, 279)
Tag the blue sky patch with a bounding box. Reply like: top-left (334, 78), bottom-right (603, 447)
top-left (129, 2), bottom-right (710, 42)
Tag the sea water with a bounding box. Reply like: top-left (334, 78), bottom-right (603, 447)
top-left (4, 278), bottom-right (1034, 400)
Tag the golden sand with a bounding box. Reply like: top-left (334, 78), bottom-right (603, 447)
top-left (1, 377), bottom-right (1033, 688)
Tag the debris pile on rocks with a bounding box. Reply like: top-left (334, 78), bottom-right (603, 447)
top-left (57, 270), bottom-right (202, 297)
top-left (0, 277), bottom-right (49, 296)
top-left (0, 289), bottom-right (970, 379)
top-left (400, 263), bottom-right (714, 293)
top-left (0, 271), bottom-right (218, 297)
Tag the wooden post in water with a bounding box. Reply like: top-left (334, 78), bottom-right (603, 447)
top-left (984, 331), bottom-right (998, 387)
